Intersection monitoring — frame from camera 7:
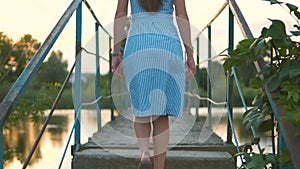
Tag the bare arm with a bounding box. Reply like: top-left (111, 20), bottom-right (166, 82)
top-left (174, 0), bottom-right (195, 77)
top-left (113, 0), bottom-right (129, 53)
top-left (112, 0), bottom-right (128, 76)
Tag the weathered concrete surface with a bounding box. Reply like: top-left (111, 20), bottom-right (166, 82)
top-left (74, 111), bottom-right (236, 169)
top-left (74, 149), bottom-right (235, 169)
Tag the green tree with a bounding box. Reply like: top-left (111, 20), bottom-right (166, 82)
top-left (10, 34), bottom-right (41, 81)
top-left (0, 32), bottom-right (14, 84)
top-left (35, 50), bottom-right (68, 85)
top-left (0, 33), bottom-right (70, 124)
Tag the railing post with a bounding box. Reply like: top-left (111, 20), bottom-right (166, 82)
top-left (207, 26), bottom-right (212, 130)
top-left (109, 37), bottom-right (115, 121)
top-left (95, 22), bottom-right (102, 131)
top-left (195, 37), bottom-right (200, 120)
top-left (73, 0), bottom-right (82, 154)
top-left (226, 6), bottom-right (234, 144)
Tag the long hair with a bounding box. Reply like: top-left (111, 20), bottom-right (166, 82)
top-left (138, 0), bottom-right (164, 12)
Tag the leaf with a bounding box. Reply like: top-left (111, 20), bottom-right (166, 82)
top-left (247, 153), bottom-right (265, 168)
top-left (287, 90), bottom-right (294, 100)
top-left (294, 10), bottom-right (300, 20)
top-left (246, 160), bottom-right (258, 168)
top-left (238, 38), bottom-right (257, 48)
top-left (265, 153), bottom-right (276, 164)
top-left (296, 129), bottom-right (300, 137)
top-left (286, 3), bottom-right (298, 13)
top-left (258, 119), bottom-right (274, 132)
top-left (263, 0), bottom-right (283, 5)
top-left (268, 75), bottom-right (283, 92)
top-left (280, 61), bottom-right (300, 79)
top-left (223, 57), bottom-right (247, 71)
top-left (292, 92), bottom-right (299, 102)
top-left (291, 31), bottom-right (300, 36)
top-left (289, 69), bottom-right (300, 78)
top-left (267, 19), bottom-right (288, 40)
top-left (258, 66), bottom-right (272, 77)
top-left (280, 148), bottom-right (291, 163)
top-left (250, 77), bottom-right (263, 89)
top-left (261, 27), bottom-right (269, 37)
top-left (254, 38), bottom-right (267, 56)
top-left (262, 74), bottom-right (276, 87)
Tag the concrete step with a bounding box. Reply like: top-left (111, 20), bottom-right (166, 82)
top-left (73, 149), bottom-right (235, 169)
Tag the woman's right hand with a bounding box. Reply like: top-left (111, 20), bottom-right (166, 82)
top-left (186, 55), bottom-right (196, 81)
top-left (112, 56), bottom-right (123, 78)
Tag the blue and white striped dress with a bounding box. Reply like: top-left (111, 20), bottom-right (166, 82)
top-left (122, 0), bottom-right (185, 117)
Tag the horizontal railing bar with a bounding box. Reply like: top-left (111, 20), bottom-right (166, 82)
top-left (83, 0), bottom-right (113, 38)
top-left (194, 1), bottom-right (228, 41)
top-left (0, 0), bottom-right (82, 125)
top-left (81, 47), bottom-right (110, 62)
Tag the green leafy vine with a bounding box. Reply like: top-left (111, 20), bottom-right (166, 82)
top-left (223, 0), bottom-right (300, 168)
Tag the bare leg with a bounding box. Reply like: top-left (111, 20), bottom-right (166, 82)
top-left (152, 116), bottom-right (169, 169)
top-left (134, 117), bottom-right (151, 159)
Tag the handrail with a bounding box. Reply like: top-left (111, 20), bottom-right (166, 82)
top-left (83, 0), bottom-right (113, 38)
top-left (192, 0), bottom-right (244, 159)
top-left (194, 1), bottom-right (228, 41)
top-left (193, 0), bottom-right (263, 164)
top-left (228, 0), bottom-right (300, 167)
top-left (0, 0), bottom-right (82, 125)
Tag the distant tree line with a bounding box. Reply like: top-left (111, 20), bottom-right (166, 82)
top-left (0, 31), bottom-right (258, 125)
top-left (0, 32), bottom-right (70, 125)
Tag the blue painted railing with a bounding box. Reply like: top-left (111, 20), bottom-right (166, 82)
top-left (194, 0), bottom-right (249, 150)
top-left (196, 0), bottom-right (261, 165)
top-left (0, 0), bottom-right (112, 168)
top-left (194, 0), bottom-right (300, 168)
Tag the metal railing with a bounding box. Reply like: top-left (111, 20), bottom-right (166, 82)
top-left (0, 0), bottom-right (112, 168)
top-left (193, 0), bottom-right (262, 165)
top-left (193, 0), bottom-right (300, 168)
top-left (228, 0), bottom-right (300, 167)
top-left (193, 0), bottom-right (260, 152)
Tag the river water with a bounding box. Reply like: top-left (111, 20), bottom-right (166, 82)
top-left (3, 108), bottom-right (273, 169)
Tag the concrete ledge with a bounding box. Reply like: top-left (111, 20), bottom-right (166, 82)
top-left (74, 149), bottom-right (235, 169)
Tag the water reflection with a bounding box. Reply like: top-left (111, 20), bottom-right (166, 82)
top-left (46, 115), bottom-right (69, 147)
top-left (3, 108), bottom-right (273, 169)
top-left (4, 120), bottom-right (44, 167)
top-left (4, 110), bottom-right (77, 169)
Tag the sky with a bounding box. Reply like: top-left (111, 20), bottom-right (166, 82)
top-left (1, 0), bottom-right (299, 72)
